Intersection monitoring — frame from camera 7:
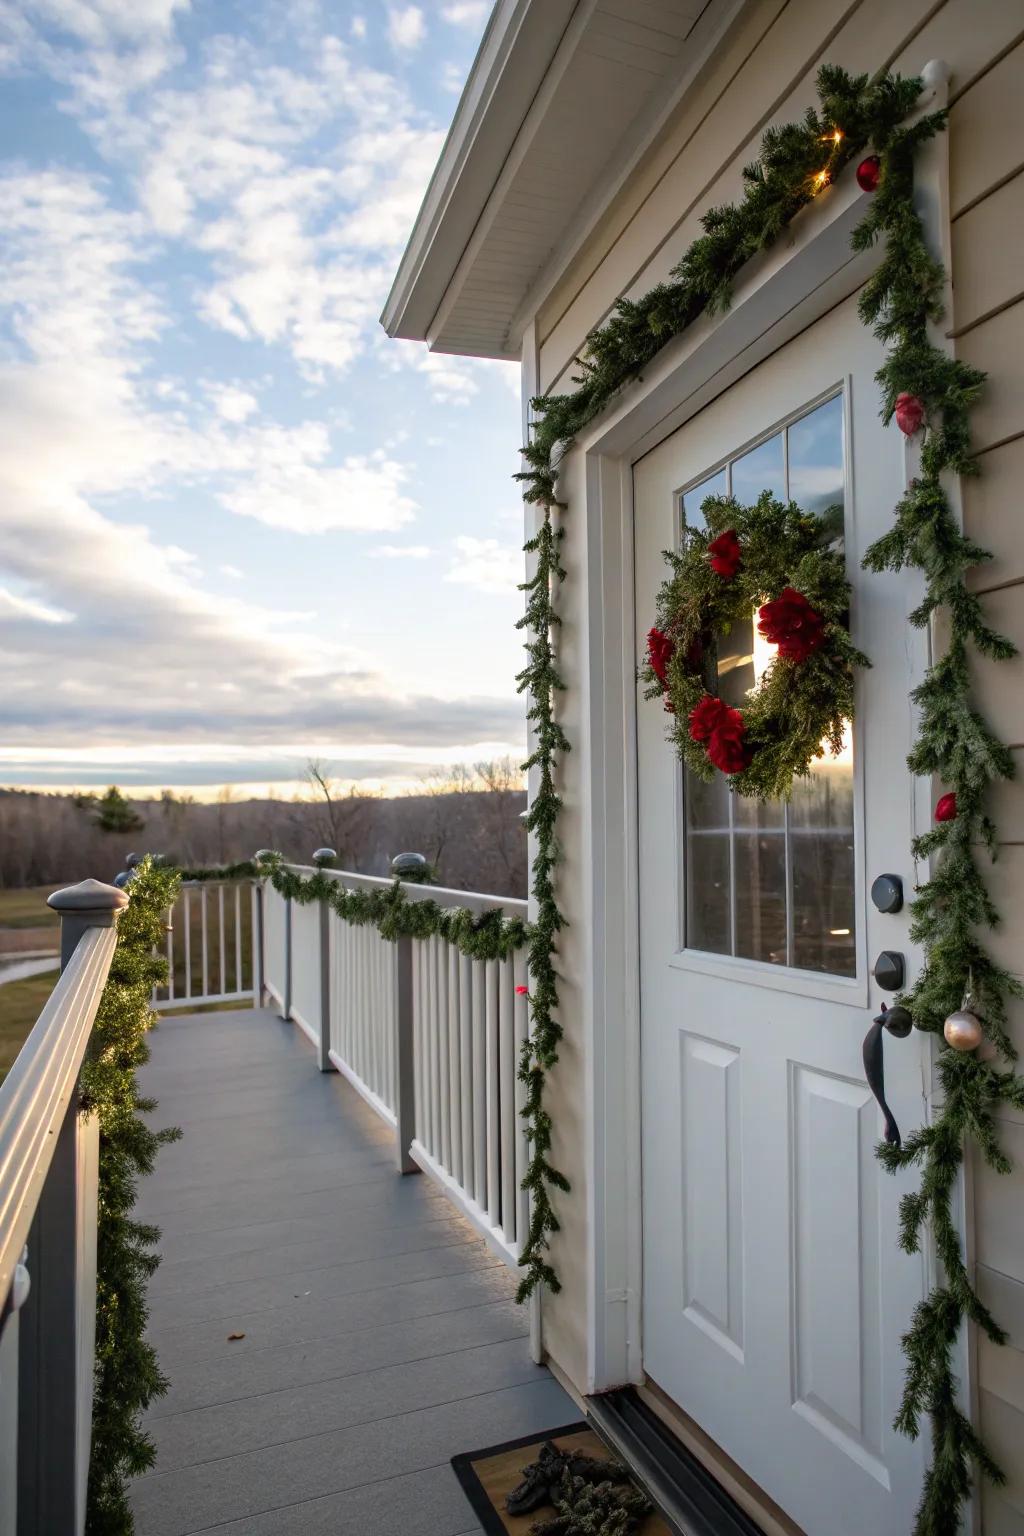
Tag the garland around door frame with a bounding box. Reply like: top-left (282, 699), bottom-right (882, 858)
top-left (515, 63), bottom-right (1024, 1536)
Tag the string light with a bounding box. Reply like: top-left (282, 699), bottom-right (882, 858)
top-left (812, 168), bottom-right (830, 191)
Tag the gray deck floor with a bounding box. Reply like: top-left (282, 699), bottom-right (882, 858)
top-left (131, 1007), bottom-right (573, 1536)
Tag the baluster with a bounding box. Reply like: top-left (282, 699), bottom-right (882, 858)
top-left (234, 883), bottom-right (243, 993)
top-left (183, 888), bottom-right (192, 1000)
top-left (429, 937), bottom-right (442, 1162)
top-left (200, 886), bottom-right (209, 999)
top-left (485, 959), bottom-right (500, 1224)
top-left (446, 942), bottom-right (461, 1187)
top-left (218, 885), bottom-right (226, 997)
top-left (437, 937), bottom-right (450, 1175)
top-left (165, 903), bottom-right (175, 1003)
top-left (472, 958), bottom-right (487, 1201)
top-left (459, 951), bottom-right (473, 1202)
top-left (499, 955), bottom-right (516, 1244)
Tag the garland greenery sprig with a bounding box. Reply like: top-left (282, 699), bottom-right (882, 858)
top-left (641, 491), bottom-right (868, 799)
top-left (515, 60), bottom-right (1021, 1536)
top-left (177, 856), bottom-right (530, 962)
top-left (83, 856), bottom-right (182, 1535)
top-left (852, 99), bottom-right (1024, 1536)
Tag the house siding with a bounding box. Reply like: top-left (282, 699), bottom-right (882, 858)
top-left (527, 1), bottom-right (1024, 1525)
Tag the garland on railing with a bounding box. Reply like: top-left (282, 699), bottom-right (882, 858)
top-left (82, 856), bottom-right (182, 1535)
top-left (177, 857), bottom-right (530, 961)
top-left (515, 62), bottom-right (1022, 1536)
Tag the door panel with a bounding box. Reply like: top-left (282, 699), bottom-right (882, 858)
top-left (635, 297), bottom-right (929, 1535)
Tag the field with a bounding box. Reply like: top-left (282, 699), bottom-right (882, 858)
top-left (0, 972), bottom-right (56, 1079)
top-left (0, 885), bottom-right (60, 955)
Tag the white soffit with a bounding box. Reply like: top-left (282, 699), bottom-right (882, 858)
top-left (381, 0), bottom-right (744, 361)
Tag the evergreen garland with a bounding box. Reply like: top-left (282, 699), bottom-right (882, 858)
top-left (82, 856), bottom-right (182, 1534)
top-left (854, 98), bottom-right (1024, 1536)
top-left (177, 856), bottom-right (529, 961)
top-left (515, 62), bottom-right (1022, 1536)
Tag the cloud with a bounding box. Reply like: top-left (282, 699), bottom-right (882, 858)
top-left (207, 382), bottom-right (259, 423)
top-left (220, 563), bottom-right (244, 579)
top-left (0, 586), bottom-right (74, 624)
top-left (219, 445), bottom-right (416, 534)
top-left (441, 2), bottom-right (489, 27)
top-left (0, 164), bottom-right (520, 757)
top-left (445, 537), bottom-right (521, 594)
top-left (384, 338), bottom-right (519, 404)
top-left (369, 543), bottom-right (431, 559)
top-left (20, 24), bottom-right (445, 379)
top-left (388, 5), bottom-right (425, 51)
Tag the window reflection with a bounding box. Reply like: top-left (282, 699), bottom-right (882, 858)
top-left (680, 393), bottom-right (855, 979)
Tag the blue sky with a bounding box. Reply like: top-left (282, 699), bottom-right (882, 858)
top-left (0, 0), bottom-right (526, 797)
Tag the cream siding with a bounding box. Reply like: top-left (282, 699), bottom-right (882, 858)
top-left (526, 1), bottom-right (1024, 1524)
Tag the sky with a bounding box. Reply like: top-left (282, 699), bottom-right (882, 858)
top-left (0, 0), bottom-right (527, 799)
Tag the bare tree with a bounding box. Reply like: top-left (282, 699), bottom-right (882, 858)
top-left (300, 760), bottom-right (374, 867)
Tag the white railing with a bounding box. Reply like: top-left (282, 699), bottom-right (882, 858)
top-left (265, 860), bottom-right (531, 1269)
top-left (0, 880), bottom-right (126, 1535)
top-left (151, 880), bottom-right (256, 1012)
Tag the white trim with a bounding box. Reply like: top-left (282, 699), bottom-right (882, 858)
top-left (409, 1139), bottom-right (519, 1270)
top-left (381, 0), bottom-right (578, 347)
top-left (290, 1008), bottom-right (320, 1051)
top-left (328, 1049), bottom-right (398, 1131)
top-left (152, 989), bottom-right (257, 1013)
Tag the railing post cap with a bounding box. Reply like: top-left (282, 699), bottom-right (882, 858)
top-left (48, 878), bottom-right (129, 915)
top-left (391, 852), bottom-right (429, 882)
top-left (312, 847), bottom-right (337, 867)
top-left (125, 851), bottom-right (141, 869)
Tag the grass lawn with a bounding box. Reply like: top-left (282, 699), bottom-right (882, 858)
top-left (0, 971), bottom-right (56, 1080)
top-left (0, 886), bottom-right (59, 929)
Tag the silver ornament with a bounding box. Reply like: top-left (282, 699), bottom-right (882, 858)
top-left (943, 1009), bottom-right (983, 1052)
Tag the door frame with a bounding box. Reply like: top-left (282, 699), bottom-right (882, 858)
top-left (547, 65), bottom-right (975, 1444)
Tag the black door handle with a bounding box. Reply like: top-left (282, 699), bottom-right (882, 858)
top-left (862, 1004), bottom-right (913, 1147)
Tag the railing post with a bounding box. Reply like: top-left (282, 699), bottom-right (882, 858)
top-left (283, 894), bottom-right (293, 1022)
top-left (391, 855), bottom-right (426, 1175)
top-left (17, 880), bottom-right (126, 1536)
top-left (251, 851), bottom-right (274, 1009)
top-left (313, 849), bottom-right (337, 1074)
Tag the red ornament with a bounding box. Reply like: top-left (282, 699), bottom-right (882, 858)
top-left (515, 984), bottom-right (529, 996)
top-left (708, 528), bottom-right (742, 579)
top-left (646, 626), bottom-right (674, 687)
top-left (935, 792), bottom-right (958, 823)
top-left (856, 155), bottom-right (881, 193)
top-left (895, 392), bottom-right (925, 436)
top-left (757, 587), bottom-right (825, 664)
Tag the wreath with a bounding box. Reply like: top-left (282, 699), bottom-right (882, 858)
top-left (642, 491), bottom-right (869, 800)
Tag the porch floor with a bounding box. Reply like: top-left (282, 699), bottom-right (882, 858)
top-left (130, 1007), bottom-right (573, 1535)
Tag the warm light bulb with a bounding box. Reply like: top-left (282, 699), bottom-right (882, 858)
top-left (813, 168), bottom-right (830, 190)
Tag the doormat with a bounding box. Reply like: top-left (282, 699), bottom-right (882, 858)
top-left (450, 1423), bottom-right (674, 1535)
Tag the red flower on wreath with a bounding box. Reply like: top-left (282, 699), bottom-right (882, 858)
top-left (708, 529), bottom-right (742, 579)
top-left (646, 626), bottom-right (674, 687)
top-left (757, 587), bottom-right (825, 663)
top-left (689, 694), bottom-right (730, 742)
top-left (688, 695), bottom-right (749, 775)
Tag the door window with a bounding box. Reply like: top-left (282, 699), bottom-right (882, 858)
top-left (681, 394), bottom-right (855, 977)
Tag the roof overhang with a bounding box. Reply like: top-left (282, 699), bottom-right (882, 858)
top-left (381, 0), bottom-right (748, 361)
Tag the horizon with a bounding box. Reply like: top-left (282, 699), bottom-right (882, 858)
top-left (0, 1), bottom-right (527, 795)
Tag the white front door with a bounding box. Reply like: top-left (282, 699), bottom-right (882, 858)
top-left (635, 297), bottom-right (930, 1536)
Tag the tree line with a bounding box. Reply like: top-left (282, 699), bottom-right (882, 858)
top-left (0, 760), bottom-right (527, 898)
